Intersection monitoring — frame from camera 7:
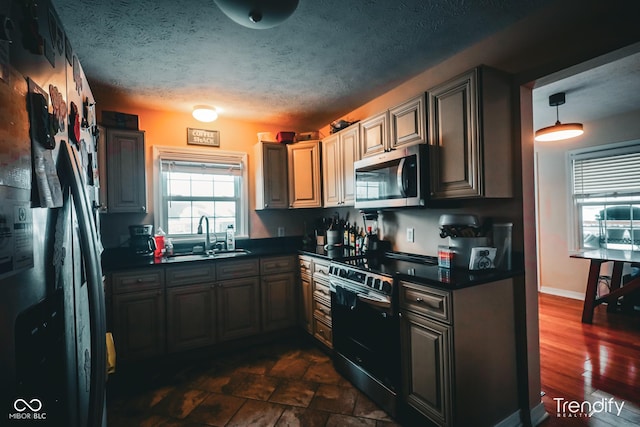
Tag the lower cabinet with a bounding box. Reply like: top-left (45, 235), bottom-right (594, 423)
top-left (298, 262), bottom-right (313, 334)
top-left (111, 268), bottom-right (165, 362)
top-left (298, 255), bottom-right (332, 348)
top-left (401, 310), bottom-right (451, 426)
top-left (109, 255), bottom-right (299, 363)
top-left (113, 288), bottom-right (165, 362)
top-left (217, 276), bottom-right (261, 341)
top-left (399, 278), bottom-right (520, 427)
top-left (166, 263), bottom-right (217, 353)
top-left (261, 272), bottom-right (297, 332)
top-left (166, 283), bottom-right (217, 353)
top-left (261, 255), bottom-right (297, 331)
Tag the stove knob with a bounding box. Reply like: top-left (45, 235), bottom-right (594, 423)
top-left (339, 268), bottom-right (347, 278)
top-left (373, 278), bottom-right (381, 290)
top-left (382, 281), bottom-right (392, 293)
top-left (366, 277), bottom-right (374, 287)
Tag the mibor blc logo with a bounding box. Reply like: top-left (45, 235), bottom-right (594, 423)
top-left (9, 398), bottom-right (46, 421)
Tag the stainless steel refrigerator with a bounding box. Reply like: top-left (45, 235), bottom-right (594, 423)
top-left (1, 0), bottom-right (106, 425)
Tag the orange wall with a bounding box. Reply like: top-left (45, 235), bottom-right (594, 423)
top-left (96, 100), bottom-right (322, 248)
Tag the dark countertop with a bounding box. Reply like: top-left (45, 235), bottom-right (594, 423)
top-left (103, 236), bottom-right (303, 272)
top-left (299, 249), bottom-right (524, 290)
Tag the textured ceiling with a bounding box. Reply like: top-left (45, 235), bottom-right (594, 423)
top-left (533, 49), bottom-right (640, 131)
top-left (51, 0), bottom-right (558, 128)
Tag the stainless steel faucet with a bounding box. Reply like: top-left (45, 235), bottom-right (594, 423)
top-left (197, 215), bottom-right (212, 253)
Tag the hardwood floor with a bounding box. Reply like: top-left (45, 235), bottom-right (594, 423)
top-left (538, 292), bottom-right (640, 426)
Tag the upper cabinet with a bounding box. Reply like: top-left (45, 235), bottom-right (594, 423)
top-left (98, 126), bottom-right (147, 213)
top-left (287, 140), bottom-right (322, 208)
top-left (427, 66), bottom-right (513, 199)
top-left (360, 94), bottom-right (426, 158)
top-left (323, 124), bottom-right (360, 207)
top-left (255, 142), bottom-right (289, 209)
top-left (360, 111), bottom-right (389, 158)
top-left (389, 94), bottom-right (426, 149)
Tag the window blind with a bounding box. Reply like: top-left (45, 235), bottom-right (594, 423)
top-left (160, 159), bottom-right (243, 176)
top-left (572, 147), bottom-right (640, 199)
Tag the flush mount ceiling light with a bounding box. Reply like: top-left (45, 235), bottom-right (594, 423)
top-left (534, 92), bottom-right (584, 142)
top-left (213, 0), bottom-right (299, 29)
top-left (192, 105), bottom-right (218, 122)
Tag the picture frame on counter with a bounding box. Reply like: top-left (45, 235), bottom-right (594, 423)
top-left (187, 128), bottom-right (220, 147)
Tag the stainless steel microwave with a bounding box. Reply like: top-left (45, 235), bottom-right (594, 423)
top-left (354, 144), bottom-right (428, 209)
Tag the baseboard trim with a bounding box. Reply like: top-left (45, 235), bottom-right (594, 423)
top-left (530, 402), bottom-right (549, 426)
top-left (539, 287), bottom-right (584, 300)
top-left (495, 409), bottom-right (523, 427)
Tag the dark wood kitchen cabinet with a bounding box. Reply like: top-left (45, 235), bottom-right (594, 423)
top-left (311, 258), bottom-right (332, 348)
top-left (399, 278), bottom-right (520, 427)
top-left (166, 264), bottom-right (217, 353)
top-left (427, 66), bottom-right (513, 199)
top-left (298, 256), bottom-right (313, 334)
top-left (217, 258), bottom-right (261, 341)
top-left (98, 126), bottom-right (147, 213)
top-left (287, 140), bottom-right (322, 208)
top-left (322, 124), bottom-right (359, 207)
top-left (389, 94), bottom-right (427, 149)
top-left (260, 255), bottom-right (297, 332)
top-left (297, 254), bottom-right (332, 347)
top-left (360, 111), bottom-right (389, 158)
top-left (255, 141), bottom-right (289, 209)
top-left (111, 268), bottom-right (165, 362)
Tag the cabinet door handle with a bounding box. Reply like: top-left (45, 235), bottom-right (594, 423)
top-left (265, 203), bottom-right (269, 207)
top-left (141, 206), bottom-right (146, 212)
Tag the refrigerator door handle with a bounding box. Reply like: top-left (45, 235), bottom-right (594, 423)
top-left (61, 140), bottom-right (106, 427)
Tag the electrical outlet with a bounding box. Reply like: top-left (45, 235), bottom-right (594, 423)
top-left (277, 226), bottom-right (285, 237)
top-left (407, 227), bottom-right (414, 243)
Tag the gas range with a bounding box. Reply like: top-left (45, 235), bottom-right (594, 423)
top-left (328, 252), bottom-right (438, 296)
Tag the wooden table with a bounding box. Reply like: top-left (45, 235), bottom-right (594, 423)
top-left (570, 249), bottom-right (640, 323)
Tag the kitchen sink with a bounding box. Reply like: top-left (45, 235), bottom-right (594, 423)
top-left (169, 248), bottom-right (251, 262)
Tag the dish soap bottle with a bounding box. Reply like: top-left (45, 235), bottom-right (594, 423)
top-left (226, 225), bottom-right (235, 251)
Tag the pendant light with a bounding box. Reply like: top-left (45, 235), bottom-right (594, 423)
top-left (213, 0), bottom-right (299, 29)
top-left (535, 92), bottom-right (584, 142)
top-left (192, 105), bottom-right (218, 122)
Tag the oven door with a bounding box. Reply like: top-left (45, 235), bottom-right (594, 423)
top-left (330, 281), bottom-right (400, 390)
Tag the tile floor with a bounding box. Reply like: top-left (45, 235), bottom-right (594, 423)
top-left (107, 339), bottom-right (403, 426)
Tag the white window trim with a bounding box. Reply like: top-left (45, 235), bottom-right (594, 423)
top-left (566, 138), bottom-right (640, 251)
top-left (152, 145), bottom-right (249, 241)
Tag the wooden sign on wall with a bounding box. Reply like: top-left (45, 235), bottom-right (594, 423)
top-left (187, 128), bottom-right (220, 147)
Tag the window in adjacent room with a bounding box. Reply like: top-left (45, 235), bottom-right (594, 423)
top-left (570, 140), bottom-right (640, 252)
top-left (154, 146), bottom-right (248, 240)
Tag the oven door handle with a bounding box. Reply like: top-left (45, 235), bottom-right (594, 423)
top-left (329, 279), bottom-right (362, 295)
top-left (357, 294), bottom-right (391, 309)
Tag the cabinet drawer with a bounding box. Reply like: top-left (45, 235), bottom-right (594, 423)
top-left (216, 258), bottom-right (260, 280)
top-left (165, 263), bottom-right (216, 287)
top-left (400, 281), bottom-right (451, 324)
top-left (313, 259), bottom-right (330, 277)
top-left (313, 280), bottom-right (331, 302)
top-left (313, 300), bottom-right (331, 322)
top-left (313, 316), bottom-right (332, 348)
top-left (299, 256), bottom-right (312, 274)
top-left (112, 268), bottom-right (164, 294)
top-left (261, 255), bottom-right (296, 275)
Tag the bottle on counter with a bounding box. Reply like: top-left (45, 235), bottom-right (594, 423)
top-left (154, 227), bottom-right (166, 258)
top-left (226, 225), bottom-right (235, 251)
top-left (164, 237), bottom-right (174, 257)
top-left (343, 222), bottom-right (350, 247)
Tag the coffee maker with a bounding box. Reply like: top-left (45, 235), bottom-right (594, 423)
top-left (129, 224), bottom-right (156, 257)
